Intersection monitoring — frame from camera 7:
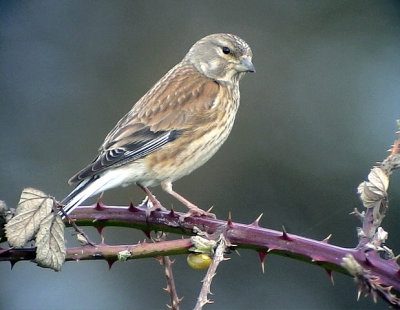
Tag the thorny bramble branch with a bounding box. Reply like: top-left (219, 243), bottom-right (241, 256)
top-left (1, 123), bottom-right (400, 308)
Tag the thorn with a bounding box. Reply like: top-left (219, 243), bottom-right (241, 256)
top-left (107, 259), bottom-right (116, 270)
top-left (155, 256), bottom-right (163, 265)
top-left (257, 250), bottom-right (267, 262)
top-left (142, 229), bottom-right (151, 239)
top-left (227, 212), bottom-right (233, 228)
top-left (371, 290), bottom-right (378, 303)
top-left (225, 238), bottom-right (235, 248)
top-left (95, 199), bottom-right (105, 211)
top-left (10, 260), bottom-right (17, 270)
top-left (168, 208), bottom-right (176, 217)
top-left (257, 250), bottom-right (268, 273)
top-left (325, 268), bottom-right (334, 285)
top-left (322, 234), bottom-right (332, 243)
top-left (163, 286), bottom-right (171, 293)
top-left (96, 226), bottom-right (104, 236)
top-left (95, 226), bottom-right (105, 244)
top-left (251, 213), bottom-right (263, 227)
top-left (357, 285), bottom-right (362, 301)
top-left (364, 255), bottom-right (373, 267)
top-left (206, 206), bottom-right (214, 213)
top-left (128, 202), bottom-right (140, 212)
top-left (281, 225), bottom-right (293, 241)
top-left (260, 261), bottom-right (265, 274)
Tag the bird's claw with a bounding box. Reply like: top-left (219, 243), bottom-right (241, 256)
top-left (179, 206), bottom-right (216, 221)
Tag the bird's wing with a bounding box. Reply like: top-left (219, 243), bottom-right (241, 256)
top-left (68, 66), bottom-right (220, 184)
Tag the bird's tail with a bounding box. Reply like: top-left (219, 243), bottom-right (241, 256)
top-left (59, 175), bottom-right (105, 218)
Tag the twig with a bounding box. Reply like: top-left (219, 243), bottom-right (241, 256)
top-left (194, 235), bottom-right (228, 310)
top-left (355, 126), bottom-right (400, 250)
top-left (0, 238), bottom-right (193, 264)
top-left (161, 255), bottom-right (182, 310)
top-left (57, 202), bottom-right (95, 246)
top-left (154, 232), bottom-right (182, 310)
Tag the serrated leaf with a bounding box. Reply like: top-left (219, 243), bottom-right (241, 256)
top-left (35, 213), bottom-right (66, 271)
top-left (5, 188), bottom-right (54, 247)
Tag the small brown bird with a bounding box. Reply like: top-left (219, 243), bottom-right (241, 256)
top-left (61, 33), bottom-right (254, 217)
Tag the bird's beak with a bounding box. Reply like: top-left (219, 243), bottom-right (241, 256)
top-left (236, 57), bottom-right (255, 73)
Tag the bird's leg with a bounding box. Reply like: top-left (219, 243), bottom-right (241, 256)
top-left (138, 184), bottom-right (166, 213)
top-left (161, 182), bottom-right (215, 218)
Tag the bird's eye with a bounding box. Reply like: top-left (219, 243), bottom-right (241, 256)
top-left (222, 46), bottom-right (231, 54)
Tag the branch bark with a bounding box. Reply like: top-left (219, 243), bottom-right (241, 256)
top-left (2, 204), bottom-right (399, 306)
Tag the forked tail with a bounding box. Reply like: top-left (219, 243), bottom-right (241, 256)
top-left (59, 176), bottom-right (102, 217)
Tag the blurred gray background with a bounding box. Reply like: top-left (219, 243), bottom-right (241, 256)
top-left (1, 1), bottom-right (400, 309)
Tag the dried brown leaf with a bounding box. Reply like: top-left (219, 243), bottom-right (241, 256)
top-left (35, 213), bottom-right (66, 271)
top-left (357, 168), bottom-right (389, 209)
top-left (5, 188), bottom-right (54, 247)
top-left (367, 167), bottom-right (389, 193)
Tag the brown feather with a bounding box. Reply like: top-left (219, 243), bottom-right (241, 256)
top-left (68, 62), bottom-right (220, 184)
top-left (62, 33), bottom-right (254, 217)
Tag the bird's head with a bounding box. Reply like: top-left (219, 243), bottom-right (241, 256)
top-left (184, 33), bottom-right (255, 83)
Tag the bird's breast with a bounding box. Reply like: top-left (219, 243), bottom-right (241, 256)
top-left (141, 83), bottom-right (240, 185)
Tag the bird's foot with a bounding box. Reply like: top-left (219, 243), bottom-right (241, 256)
top-left (138, 185), bottom-right (167, 216)
top-left (180, 205), bottom-right (216, 220)
top-left (140, 196), bottom-right (166, 218)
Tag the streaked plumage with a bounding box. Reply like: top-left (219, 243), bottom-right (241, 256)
top-left (61, 33), bottom-right (254, 217)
